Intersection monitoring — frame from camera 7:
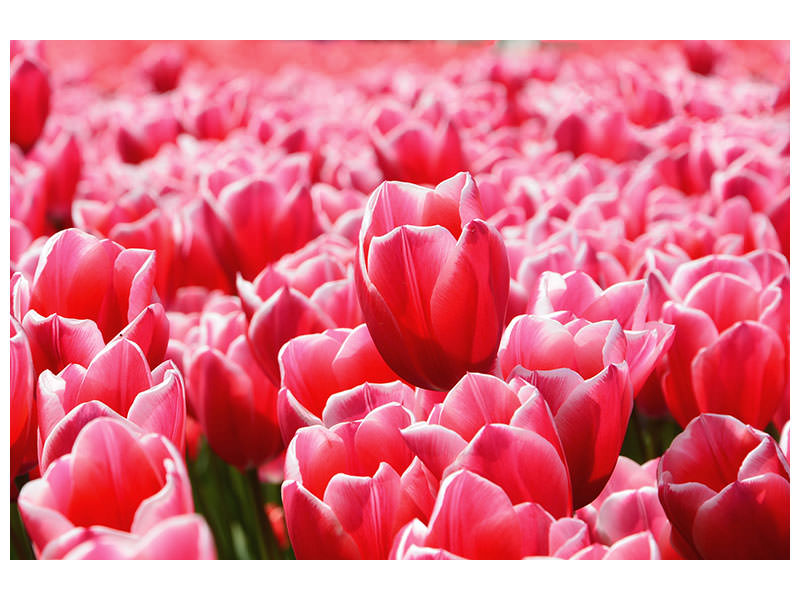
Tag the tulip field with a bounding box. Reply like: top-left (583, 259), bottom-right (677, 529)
top-left (9, 40), bottom-right (790, 560)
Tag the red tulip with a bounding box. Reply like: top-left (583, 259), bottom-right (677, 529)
top-left (356, 172), bottom-right (510, 390)
top-left (658, 413), bottom-right (789, 559)
top-left (11, 54), bottom-right (51, 152)
top-left (36, 337), bottom-right (186, 470)
top-left (18, 417), bottom-right (214, 559)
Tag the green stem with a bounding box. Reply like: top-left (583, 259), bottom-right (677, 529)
top-left (631, 408), bottom-right (651, 461)
top-left (246, 468), bottom-right (280, 560)
top-left (10, 502), bottom-right (35, 560)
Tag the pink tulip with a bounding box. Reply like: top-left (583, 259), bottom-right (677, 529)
top-left (139, 45), bottom-right (185, 93)
top-left (27, 229), bottom-right (168, 361)
top-left (356, 172), bottom-right (510, 390)
top-left (531, 270), bottom-right (650, 330)
top-left (238, 236), bottom-right (360, 385)
top-left (282, 403), bottom-right (430, 559)
top-left (277, 325), bottom-right (398, 442)
top-left (36, 337), bottom-right (186, 470)
top-left (575, 457), bottom-right (680, 560)
top-left (658, 413), bottom-right (789, 559)
top-left (390, 470), bottom-right (554, 560)
top-left (660, 252), bottom-right (788, 429)
top-left (116, 104), bottom-right (181, 164)
top-left (205, 175), bottom-right (323, 280)
top-left (403, 372), bottom-right (573, 518)
top-left (72, 190), bottom-right (177, 303)
top-left (498, 313), bottom-right (673, 396)
top-left (18, 417), bottom-right (214, 559)
top-left (11, 318), bottom-right (36, 482)
top-left (181, 298), bottom-right (282, 469)
top-left (28, 123), bottom-right (82, 229)
top-left (511, 362), bottom-right (633, 509)
top-left (368, 100), bottom-right (467, 185)
top-left (11, 54), bottom-right (51, 152)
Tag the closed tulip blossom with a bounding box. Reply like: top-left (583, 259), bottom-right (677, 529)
top-left (182, 297), bottom-right (282, 469)
top-left (658, 413), bottom-right (789, 559)
top-left (510, 362), bottom-right (633, 509)
top-left (36, 337), bottom-right (186, 471)
top-left (356, 172), bottom-right (510, 390)
top-left (238, 234), bottom-right (362, 385)
top-left (18, 417), bottom-right (215, 559)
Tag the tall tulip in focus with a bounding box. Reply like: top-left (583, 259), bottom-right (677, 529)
top-left (658, 413), bottom-right (789, 559)
top-left (356, 172), bottom-right (509, 390)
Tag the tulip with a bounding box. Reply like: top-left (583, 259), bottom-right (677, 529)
top-left (115, 102), bottom-right (181, 164)
top-left (356, 172), bottom-right (510, 390)
top-left (11, 54), bottom-right (51, 152)
top-left (660, 252), bottom-right (788, 429)
top-left (205, 176), bottom-right (323, 280)
top-left (18, 417), bottom-right (214, 559)
top-left (36, 337), bottom-right (186, 471)
top-left (531, 270), bottom-right (650, 330)
top-left (657, 413), bottom-right (789, 559)
top-left (402, 372), bottom-right (573, 518)
top-left (238, 235), bottom-right (361, 385)
top-left (574, 457), bottom-right (681, 560)
top-left (276, 325), bottom-right (398, 442)
top-left (26, 228), bottom-right (169, 365)
top-left (282, 403), bottom-right (433, 559)
top-left (390, 470), bottom-right (554, 560)
top-left (511, 362), bottom-right (633, 509)
top-left (71, 190), bottom-right (177, 303)
top-left (139, 45), bottom-right (185, 93)
top-left (498, 314), bottom-right (673, 396)
top-left (368, 100), bottom-right (467, 185)
top-left (182, 298), bottom-right (282, 470)
top-left (11, 318), bottom-right (36, 482)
